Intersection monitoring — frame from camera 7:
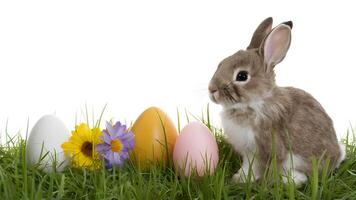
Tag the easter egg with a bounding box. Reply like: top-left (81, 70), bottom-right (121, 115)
top-left (173, 122), bottom-right (219, 177)
top-left (26, 115), bottom-right (70, 173)
top-left (131, 107), bottom-right (178, 169)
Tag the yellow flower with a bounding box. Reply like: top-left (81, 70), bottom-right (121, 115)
top-left (61, 123), bottom-right (102, 170)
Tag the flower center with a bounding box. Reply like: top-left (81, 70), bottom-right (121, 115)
top-left (110, 139), bottom-right (122, 152)
top-left (81, 141), bottom-right (93, 157)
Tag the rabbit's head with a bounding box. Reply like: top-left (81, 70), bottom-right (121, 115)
top-left (209, 17), bottom-right (292, 108)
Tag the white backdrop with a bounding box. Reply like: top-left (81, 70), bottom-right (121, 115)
top-left (1, 0), bottom-right (355, 141)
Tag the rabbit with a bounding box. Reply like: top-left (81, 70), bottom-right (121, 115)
top-left (208, 17), bottom-right (346, 186)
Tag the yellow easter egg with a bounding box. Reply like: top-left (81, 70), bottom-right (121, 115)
top-left (131, 107), bottom-right (178, 169)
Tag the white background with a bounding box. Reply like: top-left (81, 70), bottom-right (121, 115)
top-left (1, 0), bottom-right (355, 142)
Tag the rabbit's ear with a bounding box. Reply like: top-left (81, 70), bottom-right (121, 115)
top-left (261, 22), bottom-right (292, 70)
top-left (247, 17), bottom-right (273, 50)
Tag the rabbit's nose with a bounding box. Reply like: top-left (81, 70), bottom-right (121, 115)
top-left (209, 85), bottom-right (218, 93)
top-left (212, 90), bottom-right (219, 100)
top-left (209, 90), bottom-right (219, 103)
top-left (209, 85), bottom-right (219, 103)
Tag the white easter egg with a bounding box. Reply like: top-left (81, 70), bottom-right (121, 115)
top-left (26, 115), bottom-right (70, 173)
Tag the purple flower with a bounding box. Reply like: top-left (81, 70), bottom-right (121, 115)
top-left (96, 121), bottom-right (135, 168)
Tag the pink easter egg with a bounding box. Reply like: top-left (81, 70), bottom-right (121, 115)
top-left (173, 122), bottom-right (219, 177)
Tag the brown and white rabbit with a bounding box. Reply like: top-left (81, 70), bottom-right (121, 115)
top-left (209, 17), bottom-right (345, 185)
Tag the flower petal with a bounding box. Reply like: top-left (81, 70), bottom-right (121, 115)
top-left (116, 125), bottom-right (126, 137)
top-left (96, 143), bottom-right (111, 154)
top-left (113, 121), bottom-right (122, 131)
top-left (113, 153), bottom-right (124, 167)
top-left (105, 159), bottom-right (113, 169)
top-left (92, 128), bottom-right (103, 144)
top-left (104, 151), bottom-right (114, 161)
top-left (100, 131), bottom-right (111, 144)
top-left (111, 122), bottom-right (126, 139)
top-left (119, 132), bottom-right (130, 139)
top-left (120, 151), bottom-right (129, 160)
top-left (61, 141), bottom-right (80, 155)
top-left (106, 121), bottom-right (116, 136)
top-left (76, 123), bottom-right (92, 142)
top-left (121, 132), bottom-right (135, 149)
top-left (109, 129), bottom-right (120, 140)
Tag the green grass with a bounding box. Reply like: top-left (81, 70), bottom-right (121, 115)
top-left (1, 109), bottom-right (356, 199)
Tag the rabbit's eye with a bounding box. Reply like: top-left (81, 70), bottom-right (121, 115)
top-left (236, 71), bottom-right (249, 82)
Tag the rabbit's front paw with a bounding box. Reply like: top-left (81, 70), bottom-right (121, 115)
top-left (282, 170), bottom-right (308, 187)
top-left (232, 170), bottom-right (245, 183)
top-left (232, 169), bottom-right (257, 183)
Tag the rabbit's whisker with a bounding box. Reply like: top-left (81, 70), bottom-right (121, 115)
top-left (223, 87), bottom-right (237, 103)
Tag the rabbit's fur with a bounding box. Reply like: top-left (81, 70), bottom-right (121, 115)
top-left (209, 17), bottom-right (345, 185)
